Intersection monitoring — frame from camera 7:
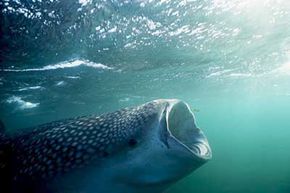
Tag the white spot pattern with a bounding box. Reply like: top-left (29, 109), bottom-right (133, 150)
top-left (12, 101), bottom-right (160, 180)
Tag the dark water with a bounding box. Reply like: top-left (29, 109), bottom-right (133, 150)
top-left (1, 0), bottom-right (290, 192)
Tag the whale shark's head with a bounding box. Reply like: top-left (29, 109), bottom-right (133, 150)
top-left (101, 99), bottom-right (212, 193)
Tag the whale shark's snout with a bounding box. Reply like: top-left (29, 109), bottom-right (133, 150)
top-left (117, 99), bottom-right (212, 193)
top-left (163, 99), bottom-right (212, 161)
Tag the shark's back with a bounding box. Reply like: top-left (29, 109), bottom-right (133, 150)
top-left (1, 102), bottom-right (158, 193)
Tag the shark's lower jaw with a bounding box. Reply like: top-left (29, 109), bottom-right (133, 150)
top-left (165, 99), bottom-right (212, 161)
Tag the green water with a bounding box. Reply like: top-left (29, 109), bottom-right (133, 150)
top-left (1, 0), bottom-right (290, 192)
top-left (168, 87), bottom-right (290, 193)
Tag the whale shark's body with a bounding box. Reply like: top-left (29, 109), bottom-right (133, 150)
top-left (0, 99), bottom-right (212, 193)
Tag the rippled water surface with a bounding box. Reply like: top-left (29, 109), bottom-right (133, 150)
top-left (1, 0), bottom-right (290, 192)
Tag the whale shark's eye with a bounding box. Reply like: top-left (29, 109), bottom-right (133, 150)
top-left (128, 139), bottom-right (137, 147)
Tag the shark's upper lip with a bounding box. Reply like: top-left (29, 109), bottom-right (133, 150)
top-left (164, 99), bottom-right (212, 161)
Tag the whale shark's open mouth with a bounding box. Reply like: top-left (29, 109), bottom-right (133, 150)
top-left (165, 100), bottom-right (212, 161)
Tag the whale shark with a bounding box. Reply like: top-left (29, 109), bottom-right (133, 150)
top-left (0, 99), bottom-right (212, 193)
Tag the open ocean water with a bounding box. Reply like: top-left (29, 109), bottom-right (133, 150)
top-left (1, 0), bottom-right (290, 192)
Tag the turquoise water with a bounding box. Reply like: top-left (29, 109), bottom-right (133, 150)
top-left (1, 0), bottom-right (290, 192)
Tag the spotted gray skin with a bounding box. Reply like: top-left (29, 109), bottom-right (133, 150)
top-left (0, 99), bottom-right (212, 193)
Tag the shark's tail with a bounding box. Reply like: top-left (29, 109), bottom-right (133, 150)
top-left (0, 120), bottom-right (13, 192)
